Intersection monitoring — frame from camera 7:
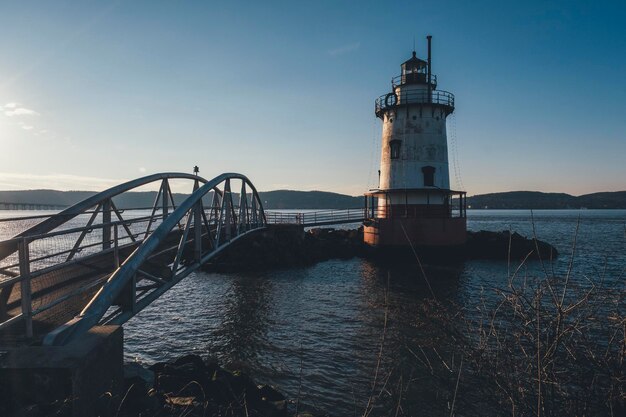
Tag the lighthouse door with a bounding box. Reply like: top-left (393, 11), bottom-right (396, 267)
top-left (422, 166), bottom-right (435, 187)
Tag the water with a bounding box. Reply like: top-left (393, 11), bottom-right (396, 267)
top-left (119, 209), bottom-right (624, 414)
top-left (1, 209), bottom-right (624, 414)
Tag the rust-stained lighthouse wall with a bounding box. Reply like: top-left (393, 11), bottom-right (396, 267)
top-left (379, 105), bottom-right (450, 190)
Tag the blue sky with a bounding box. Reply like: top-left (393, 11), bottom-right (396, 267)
top-left (0, 0), bottom-right (624, 195)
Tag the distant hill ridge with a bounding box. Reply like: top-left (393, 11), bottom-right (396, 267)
top-left (0, 189), bottom-right (625, 209)
top-left (0, 189), bottom-right (363, 209)
top-left (466, 191), bottom-right (626, 209)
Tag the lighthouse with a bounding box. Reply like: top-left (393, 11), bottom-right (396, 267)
top-left (364, 36), bottom-right (467, 248)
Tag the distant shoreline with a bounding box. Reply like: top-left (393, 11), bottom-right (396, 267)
top-left (0, 189), bottom-right (625, 210)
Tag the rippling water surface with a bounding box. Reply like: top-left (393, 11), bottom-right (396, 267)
top-left (120, 210), bottom-right (625, 414)
top-left (2, 209), bottom-right (625, 414)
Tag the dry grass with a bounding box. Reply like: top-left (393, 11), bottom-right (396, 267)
top-left (401, 223), bottom-right (626, 416)
top-left (364, 219), bottom-right (626, 417)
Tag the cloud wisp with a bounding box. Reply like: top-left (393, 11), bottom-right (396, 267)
top-left (328, 42), bottom-right (361, 56)
top-left (3, 102), bottom-right (52, 137)
top-left (4, 105), bottom-right (40, 117)
top-left (0, 172), bottom-right (127, 191)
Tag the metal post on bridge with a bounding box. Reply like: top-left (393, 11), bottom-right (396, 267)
top-left (103, 199), bottom-right (112, 250)
top-left (192, 177), bottom-right (203, 261)
top-left (162, 179), bottom-right (170, 220)
top-left (223, 179), bottom-right (233, 241)
top-left (251, 197), bottom-right (258, 227)
top-left (113, 224), bottom-right (120, 268)
top-left (194, 202), bottom-right (202, 261)
top-left (18, 238), bottom-right (33, 338)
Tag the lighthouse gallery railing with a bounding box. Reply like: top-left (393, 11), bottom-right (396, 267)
top-left (375, 90), bottom-right (454, 116)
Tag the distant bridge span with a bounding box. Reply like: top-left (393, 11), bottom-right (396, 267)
top-left (0, 202), bottom-right (68, 211)
top-left (0, 172), bottom-right (365, 346)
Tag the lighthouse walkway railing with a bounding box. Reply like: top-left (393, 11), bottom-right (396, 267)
top-left (368, 206), bottom-right (465, 219)
top-left (264, 203), bottom-right (466, 228)
top-left (265, 209), bottom-right (367, 227)
top-left (375, 89), bottom-right (454, 116)
top-left (391, 73), bottom-right (437, 87)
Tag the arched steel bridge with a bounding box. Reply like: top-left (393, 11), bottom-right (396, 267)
top-left (0, 173), bottom-right (366, 346)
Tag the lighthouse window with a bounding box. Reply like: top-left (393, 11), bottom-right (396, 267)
top-left (390, 140), bottom-right (401, 159)
top-left (422, 166), bottom-right (435, 186)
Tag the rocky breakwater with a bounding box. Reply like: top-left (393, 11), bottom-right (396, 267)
top-left (204, 225), bottom-right (558, 271)
top-left (8, 354), bottom-right (312, 417)
top-left (465, 230), bottom-right (558, 260)
top-left (120, 355), bottom-right (288, 417)
top-left (203, 224), bottom-right (365, 271)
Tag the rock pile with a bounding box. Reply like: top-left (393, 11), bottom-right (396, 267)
top-left (204, 225), bottom-right (558, 270)
top-left (118, 354), bottom-right (288, 417)
top-left (465, 230), bottom-right (558, 260)
top-left (204, 225), bottom-right (365, 272)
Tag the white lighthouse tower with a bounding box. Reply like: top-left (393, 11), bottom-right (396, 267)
top-left (364, 36), bottom-right (467, 248)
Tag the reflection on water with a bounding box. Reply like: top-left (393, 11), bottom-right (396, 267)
top-left (2, 209), bottom-right (625, 414)
top-left (217, 275), bottom-right (274, 364)
top-left (123, 259), bottom-right (473, 414)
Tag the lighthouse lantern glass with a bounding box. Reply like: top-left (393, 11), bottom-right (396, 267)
top-left (401, 53), bottom-right (428, 84)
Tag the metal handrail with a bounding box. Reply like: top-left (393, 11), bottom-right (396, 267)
top-left (0, 236), bottom-right (142, 289)
top-left (391, 73), bottom-right (437, 87)
top-left (0, 206), bottom-right (172, 223)
top-left (368, 207), bottom-right (464, 219)
top-left (0, 173), bottom-right (217, 339)
top-left (264, 208), bottom-right (367, 226)
top-left (0, 206), bottom-right (241, 276)
top-left (20, 213), bottom-right (161, 242)
top-left (375, 89), bottom-right (455, 116)
top-left (0, 173), bottom-right (211, 263)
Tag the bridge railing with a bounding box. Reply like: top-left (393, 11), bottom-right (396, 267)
top-left (0, 202), bottom-right (68, 211)
top-left (0, 209), bottom-right (176, 339)
top-left (1, 214), bottom-right (156, 274)
top-left (265, 208), bottom-right (367, 227)
top-left (0, 205), bottom-right (263, 340)
top-left (0, 203), bottom-right (265, 281)
top-left (3, 215), bottom-right (146, 330)
top-left (41, 173), bottom-right (267, 346)
top-left (0, 173), bottom-right (218, 341)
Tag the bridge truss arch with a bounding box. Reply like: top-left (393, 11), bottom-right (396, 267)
top-left (0, 173), bottom-right (266, 345)
top-left (44, 173), bottom-right (266, 345)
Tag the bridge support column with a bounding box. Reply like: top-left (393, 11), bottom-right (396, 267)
top-left (0, 325), bottom-right (123, 417)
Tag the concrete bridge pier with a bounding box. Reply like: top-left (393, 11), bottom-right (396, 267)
top-left (0, 326), bottom-right (123, 416)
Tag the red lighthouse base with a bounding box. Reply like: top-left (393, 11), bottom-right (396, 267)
top-left (364, 216), bottom-right (466, 247)
top-left (363, 189), bottom-right (468, 249)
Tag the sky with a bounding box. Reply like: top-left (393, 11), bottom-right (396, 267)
top-left (0, 0), bottom-right (624, 196)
